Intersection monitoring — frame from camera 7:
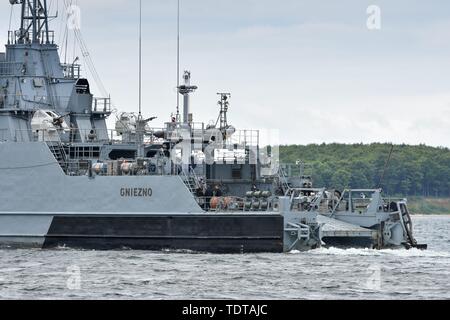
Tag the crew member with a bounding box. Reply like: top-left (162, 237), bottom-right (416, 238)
top-left (204, 186), bottom-right (213, 211)
top-left (213, 185), bottom-right (223, 197)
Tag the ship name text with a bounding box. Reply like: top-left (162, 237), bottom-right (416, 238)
top-left (120, 188), bottom-right (153, 197)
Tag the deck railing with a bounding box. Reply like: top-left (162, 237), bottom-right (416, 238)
top-left (61, 64), bottom-right (81, 79)
top-left (0, 94), bottom-right (111, 113)
top-left (0, 62), bottom-right (23, 76)
top-left (93, 97), bottom-right (111, 113)
top-left (8, 30), bottom-right (55, 45)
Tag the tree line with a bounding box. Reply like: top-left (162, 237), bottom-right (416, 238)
top-left (279, 143), bottom-right (450, 197)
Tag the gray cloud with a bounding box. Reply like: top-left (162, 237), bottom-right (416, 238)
top-left (1, 0), bottom-right (449, 147)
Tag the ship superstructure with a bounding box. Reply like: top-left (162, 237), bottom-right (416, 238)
top-left (0, 1), bottom-right (426, 252)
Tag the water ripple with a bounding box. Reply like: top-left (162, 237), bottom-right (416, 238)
top-left (0, 216), bottom-right (448, 299)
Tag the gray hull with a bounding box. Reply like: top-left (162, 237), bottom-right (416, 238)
top-left (0, 142), bottom-right (416, 252)
top-left (0, 142), bottom-right (284, 253)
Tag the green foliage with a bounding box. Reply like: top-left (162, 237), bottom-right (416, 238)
top-left (408, 197), bottom-right (450, 215)
top-left (280, 143), bottom-right (450, 197)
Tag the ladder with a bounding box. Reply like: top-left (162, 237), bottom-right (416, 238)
top-left (278, 167), bottom-right (291, 195)
top-left (47, 141), bottom-right (68, 173)
top-left (180, 168), bottom-right (203, 196)
top-left (397, 202), bottom-right (418, 248)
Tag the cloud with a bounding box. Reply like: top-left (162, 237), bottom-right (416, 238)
top-left (0, 1), bottom-right (449, 148)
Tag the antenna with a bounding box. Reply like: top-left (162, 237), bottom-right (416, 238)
top-left (377, 144), bottom-right (395, 190)
top-left (179, 71), bottom-right (197, 124)
top-left (216, 93), bottom-right (231, 129)
top-left (138, 0), bottom-right (142, 118)
top-left (176, 0), bottom-right (181, 121)
top-left (10, 0), bottom-right (51, 44)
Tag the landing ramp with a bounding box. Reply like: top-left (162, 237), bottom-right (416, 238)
top-left (317, 215), bottom-right (376, 238)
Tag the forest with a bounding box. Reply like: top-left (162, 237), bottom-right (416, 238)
top-left (279, 143), bottom-right (450, 198)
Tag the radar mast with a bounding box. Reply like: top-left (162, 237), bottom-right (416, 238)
top-left (9, 0), bottom-right (51, 45)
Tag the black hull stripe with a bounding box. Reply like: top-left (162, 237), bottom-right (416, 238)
top-left (43, 215), bottom-right (285, 253)
top-left (46, 235), bottom-right (282, 240)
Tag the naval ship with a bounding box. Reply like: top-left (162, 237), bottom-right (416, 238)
top-left (0, 0), bottom-right (426, 253)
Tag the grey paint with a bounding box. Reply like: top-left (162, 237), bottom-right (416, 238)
top-left (0, 142), bottom-right (203, 214)
top-left (0, 215), bottom-right (53, 247)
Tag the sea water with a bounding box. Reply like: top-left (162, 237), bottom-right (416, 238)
top-left (0, 215), bottom-right (448, 300)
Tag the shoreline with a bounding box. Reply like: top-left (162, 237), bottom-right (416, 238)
top-left (412, 214), bottom-right (450, 217)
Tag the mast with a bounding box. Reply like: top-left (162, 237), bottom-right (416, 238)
top-left (10, 0), bottom-right (51, 44)
top-left (217, 93), bottom-right (231, 129)
top-left (136, 0), bottom-right (145, 158)
top-left (138, 0), bottom-right (142, 118)
top-left (178, 71), bottom-right (197, 124)
top-left (176, 0), bottom-right (181, 121)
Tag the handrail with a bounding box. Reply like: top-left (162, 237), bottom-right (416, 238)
top-left (279, 162), bottom-right (314, 178)
top-left (330, 192), bottom-right (346, 218)
top-left (180, 168), bottom-right (195, 194)
top-left (188, 167), bottom-right (202, 190)
top-left (0, 62), bottom-right (24, 76)
top-left (278, 166), bottom-right (291, 195)
top-left (8, 30), bottom-right (55, 45)
top-left (0, 94), bottom-right (112, 113)
top-left (329, 189), bottom-right (408, 217)
top-left (61, 63), bottom-right (81, 79)
top-left (93, 97), bottom-right (111, 113)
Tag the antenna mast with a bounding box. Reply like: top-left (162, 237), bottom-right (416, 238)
top-left (377, 144), bottom-right (395, 190)
top-left (10, 0), bottom-right (51, 44)
top-left (216, 93), bottom-right (231, 129)
top-left (176, 0), bottom-right (181, 121)
top-left (138, 0), bottom-right (142, 118)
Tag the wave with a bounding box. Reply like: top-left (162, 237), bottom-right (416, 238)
top-left (294, 247), bottom-right (450, 258)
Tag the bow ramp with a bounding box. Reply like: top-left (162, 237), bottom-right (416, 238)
top-left (317, 215), bottom-right (377, 247)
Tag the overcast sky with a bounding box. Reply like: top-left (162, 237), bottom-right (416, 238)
top-left (1, 0), bottom-right (450, 147)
